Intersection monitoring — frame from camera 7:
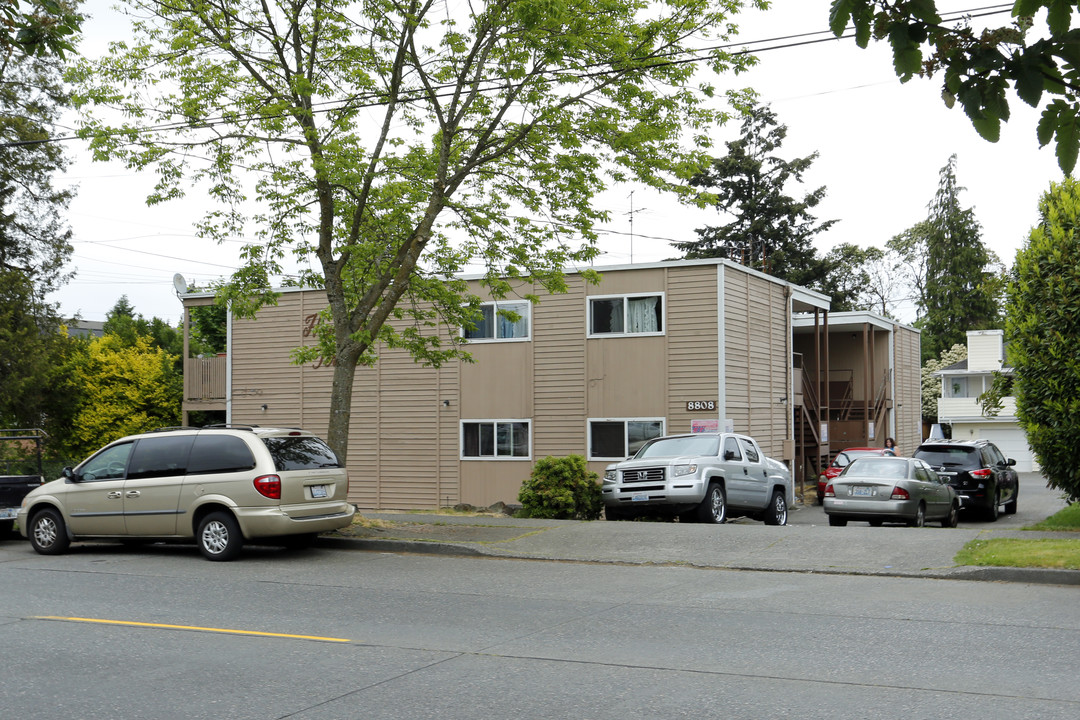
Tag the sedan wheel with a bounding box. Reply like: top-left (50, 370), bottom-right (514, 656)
top-left (828, 515), bottom-right (847, 527)
top-left (198, 511), bottom-right (244, 561)
top-left (941, 503), bottom-right (959, 528)
top-left (29, 508), bottom-right (70, 556)
top-left (909, 503), bottom-right (926, 528)
top-left (764, 490), bottom-right (787, 526)
top-left (697, 484), bottom-right (726, 524)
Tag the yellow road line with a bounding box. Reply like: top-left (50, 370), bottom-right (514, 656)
top-left (33, 616), bottom-right (351, 643)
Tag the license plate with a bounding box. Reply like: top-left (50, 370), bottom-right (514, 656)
top-left (632, 492), bottom-right (650, 502)
top-left (852, 486), bottom-right (873, 497)
top-left (0, 507), bottom-right (17, 520)
top-left (310, 485), bottom-right (328, 499)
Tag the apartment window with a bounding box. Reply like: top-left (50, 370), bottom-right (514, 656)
top-left (589, 419), bottom-right (665, 460)
top-left (462, 301), bottom-right (530, 341)
top-left (461, 420), bottom-right (531, 459)
top-left (588, 293), bottom-right (664, 336)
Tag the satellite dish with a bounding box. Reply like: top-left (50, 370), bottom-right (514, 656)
top-left (172, 273), bottom-right (188, 295)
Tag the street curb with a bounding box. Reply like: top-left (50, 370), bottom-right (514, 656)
top-left (317, 536), bottom-right (1080, 586)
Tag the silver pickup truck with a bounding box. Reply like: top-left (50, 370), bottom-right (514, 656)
top-left (601, 432), bottom-right (793, 524)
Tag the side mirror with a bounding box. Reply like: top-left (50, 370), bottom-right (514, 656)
top-left (62, 466), bottom-right (81, 482)
top-left (1006, 458), bottom-right (1016, 467)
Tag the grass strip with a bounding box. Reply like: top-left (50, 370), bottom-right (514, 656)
top-left (955, 537), bottom-right (1080, 570)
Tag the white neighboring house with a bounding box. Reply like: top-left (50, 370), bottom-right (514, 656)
top-left (935, 329), bottom-right (1038, 472)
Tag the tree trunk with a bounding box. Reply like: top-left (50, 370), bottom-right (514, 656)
top-left (326, 346), bottom-right (362, 465)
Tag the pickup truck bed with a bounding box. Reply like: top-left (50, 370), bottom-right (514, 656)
top-left (1, 475), bottom-right (41, 535)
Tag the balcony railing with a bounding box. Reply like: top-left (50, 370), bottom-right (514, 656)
top-left (938, 396), bottom-right (1017, 420)
top-left (184, 356), bottom-right (227, 401)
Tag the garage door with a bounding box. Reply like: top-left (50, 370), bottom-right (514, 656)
top-left (978, 427), bottom-right (1037, 473)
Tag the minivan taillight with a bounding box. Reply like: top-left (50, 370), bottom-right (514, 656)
top-left (254, 474), bottom-right (281, 499)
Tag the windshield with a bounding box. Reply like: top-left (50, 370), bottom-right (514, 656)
top-left (634, 436), bottom-right (720, 459)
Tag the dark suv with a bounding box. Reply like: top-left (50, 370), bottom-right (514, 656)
top-left (912, 439), bottom-right (1018, 521)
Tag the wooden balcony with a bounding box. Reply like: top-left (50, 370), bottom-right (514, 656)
top-left (184, 356), bottom-right (227, 404)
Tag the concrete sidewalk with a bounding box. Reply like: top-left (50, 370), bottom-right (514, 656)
top-left (321, 508), bottom-right (1080, 586)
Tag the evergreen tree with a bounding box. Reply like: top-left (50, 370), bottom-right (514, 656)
top-left (674, 102), bottom-right (836, 289)
top-left (1006, 178), bottom-right (1080, 501)
top-left (921, 156), bottom-right (1001, 361)
top-left (0, 51), bottom-right (73, 298)
top-left (0, 269), bottom-right (78, 434)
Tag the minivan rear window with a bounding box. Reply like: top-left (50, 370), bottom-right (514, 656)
top-left (188, 435), bottom-right (257, 474)
top-left (262, 436), bottom-right (341, 471)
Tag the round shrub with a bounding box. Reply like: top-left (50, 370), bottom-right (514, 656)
top-left (517, 455), bottom-right (601, 520)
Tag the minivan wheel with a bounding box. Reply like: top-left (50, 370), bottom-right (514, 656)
top-left (697, 484), bottom-right (727, 524)
top-left (764, 490), bottom-right (787, 526)
top-left (29, 508), bottom-right (70, 555)
top-left (198, 511), bottom-right (243, 561)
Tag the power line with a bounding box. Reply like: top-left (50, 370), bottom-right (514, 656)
top-left (2, 4), bottom-right (1015, 150)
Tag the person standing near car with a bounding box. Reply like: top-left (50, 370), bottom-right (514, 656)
top-left (884, 437), bottom-right (898, 456)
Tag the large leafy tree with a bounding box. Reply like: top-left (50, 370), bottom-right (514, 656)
top-left (0, 0), bottom-right (82, 58)
top-left (921, 155), bottom-right (1001, 362)
top-left (1006, 178), bottom-right (1080, 501)
top-left (71, 0), bottom-right (763, 462)
top-left (816, 242), bottom-right (884, 313)
top-left (829, 0), bottom-right (1080, 173)
top-left (674, 101), bottom-right (837, 288)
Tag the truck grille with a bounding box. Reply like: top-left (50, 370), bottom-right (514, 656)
top-left (621, 468), bottom-right (665, 484)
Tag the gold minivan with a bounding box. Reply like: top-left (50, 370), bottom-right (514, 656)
top-left (18, 426), bottom-right (355, 561)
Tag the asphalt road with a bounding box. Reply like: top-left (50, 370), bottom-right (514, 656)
top-left (2, 533), bottom-right (1079, 719)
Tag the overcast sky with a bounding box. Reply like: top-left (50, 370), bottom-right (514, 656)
top-left (50, 1), bottom-right (1062, 324)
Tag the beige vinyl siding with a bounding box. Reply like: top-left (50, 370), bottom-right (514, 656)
top-left (230, 290), bottom-right (460, 510)
top-left (665, 265), bottom-right (720, 435)
top-left (894, 325), bottom-right (922, 453)
top-left (532, 279), bottom-right (586, 458)
top-left (722, 265), bottom-right (789, 459)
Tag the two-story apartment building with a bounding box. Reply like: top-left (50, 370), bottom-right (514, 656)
top-left (935, 329), bottom-right (1036, 471)
top-left (180, 259), bottom-right (923, 509)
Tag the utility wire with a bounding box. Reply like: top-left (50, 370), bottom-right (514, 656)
top-left (2, 4), bottom-right (1015, 149)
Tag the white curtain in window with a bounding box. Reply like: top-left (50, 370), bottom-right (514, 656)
top-left (627, 296), bottom-right (658, 333)
top-left (497, 302), bottom-right (529, 338)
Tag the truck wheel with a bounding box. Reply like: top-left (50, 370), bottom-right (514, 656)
top-left (764, 490), bottom-right (787, 526)
top-left (29, 508), bottom-right (70, 555)
top-left (197, 511), bottom-right (244, 561)
top-left (696, 483), bottom-right (726, 524)
top-left (605, 506), bottom-right (625, 521)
